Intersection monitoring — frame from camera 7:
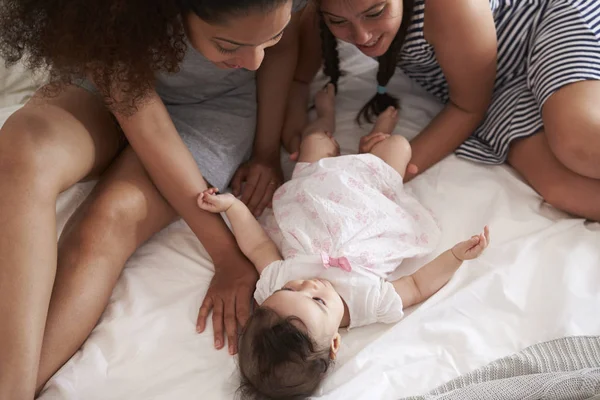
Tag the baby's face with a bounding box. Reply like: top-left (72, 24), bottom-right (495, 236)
top-left (262, 279), bottom-right (345, 344)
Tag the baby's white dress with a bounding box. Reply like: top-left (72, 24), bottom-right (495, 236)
top-left (256, 154), bottom-right (441, 328)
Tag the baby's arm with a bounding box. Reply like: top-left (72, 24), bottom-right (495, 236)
top-left (393, 227), bottom-right (490, 308)
top-left (198, 189), bottom-right (282, 274)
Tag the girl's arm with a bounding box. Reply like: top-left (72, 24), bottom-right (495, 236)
top-left (393, 227), bottom-right (490, 308)
top-left (198, 190), bottom-right (282, 274)
top-left (114, 92), bottom-right (257, 352)
top-left (407, 0), bottom-right (497, 179)
top-left (232, 9), bottom-right (304, 216)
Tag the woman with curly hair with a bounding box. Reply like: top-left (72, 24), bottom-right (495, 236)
top-left (0, 0), bottom-right (306, 397)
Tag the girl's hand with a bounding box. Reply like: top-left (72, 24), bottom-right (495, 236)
top-left (451, 226), bottom-right (490, 261)
top-left (231, 157), bottom-right (283, 218)
top-left (359, 132), bottom-right (391, 154)
top-left (197, 188), bottom-right (236, 213)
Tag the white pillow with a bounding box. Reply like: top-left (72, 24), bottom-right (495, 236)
top-left (0, 59), bottom-right (47, 108)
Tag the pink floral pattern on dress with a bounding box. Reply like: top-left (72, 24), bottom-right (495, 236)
top-left (273, 186), bottom-right (287, 201)
top-left (328, 192), bottom-right (343, 204)
top-left (314, 172), bottom-right (328, 181)
top-left (328, 222), bottom-right (341, 237)
top-left (382, 188), bottom-right (397, 201)
top-left (416, 233), bottom-right (429, 246)
top-left (348, 177), bottom-right (365, 191)
top-left (358, 252), bottom-right (375, 269)
top-left (280, 210), bottom-right (291, 218)
top-left (366, 161), bottom-right (380, 176)
top-left (355, 211), bottom-right (369, 224)
top-left (271, 154), bottom-right (440, 275)
top-left (296, 192), bottom-right (307, 204)
top-left (311, 237), bottom-right (332, 253)
top-left (285, 248), bottom-right (298, 259)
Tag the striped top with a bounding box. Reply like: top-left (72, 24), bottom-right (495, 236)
top-left (399, 0), bottom-right (600, 105)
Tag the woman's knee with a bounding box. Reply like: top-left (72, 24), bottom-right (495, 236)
top-left (0, 111), bottom-right (68, 193)
top-left (66, 153), bottom-right (177, 252)
top-left (543, 82), bottom-right (600, 179)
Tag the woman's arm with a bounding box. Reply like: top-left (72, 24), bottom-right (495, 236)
top-left (231, 9), bottom-right (304, 216)
top-left (281, 2), bottom-right (323, 154)
top-left (114, 92), bottom-right (256, 355)
top-left (407, 0), bottom-right (497, 179)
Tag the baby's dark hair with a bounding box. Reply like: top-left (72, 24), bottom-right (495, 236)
top-left (317, 0), bottom-right (415, 123)
top-left (0, 0), bottom-right (288, 113)
top-left (238, 306), bottom-right (333, 400)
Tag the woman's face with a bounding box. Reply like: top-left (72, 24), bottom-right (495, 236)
top-left (319, 0), bottom-right (403, 58)
top-left (182, 2), bottom-right (293, 70)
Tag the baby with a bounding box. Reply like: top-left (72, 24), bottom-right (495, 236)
top-left (198, 84), bottom-right (490, 399)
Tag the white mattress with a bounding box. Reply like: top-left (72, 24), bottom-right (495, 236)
top-left (1, 44), bottom-right (599, 400)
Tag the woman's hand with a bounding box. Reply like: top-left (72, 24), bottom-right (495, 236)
top-left (196, 252), bottom-right (258, 355)
top-left (231, 156), bottom-right (283, 217)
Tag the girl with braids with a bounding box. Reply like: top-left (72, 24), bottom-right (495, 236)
top-left (0, 0), bottom-right (306, 397)
top-left (283, 0), bottom-right (600, 222)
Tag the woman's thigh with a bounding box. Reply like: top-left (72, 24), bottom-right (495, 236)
top-left (0, 85), bottom-right (124, 191)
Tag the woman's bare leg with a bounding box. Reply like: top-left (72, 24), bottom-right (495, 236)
top-left (508, 131), bottom-right (600, 221)
top-left (0, 87), bottom-right (123, 400)
top-left (35, 147), bottom-right (178, 393)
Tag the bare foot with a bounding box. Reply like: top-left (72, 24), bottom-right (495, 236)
top-left (299, 84), bottom-right (336, 142)
top-left (370, 106), bottom-right (398, 135)
top-left (315, 83), bottom-right (336, 117)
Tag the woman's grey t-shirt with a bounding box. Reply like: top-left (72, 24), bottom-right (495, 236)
top-left (154, 0), bottom-right (307, 190)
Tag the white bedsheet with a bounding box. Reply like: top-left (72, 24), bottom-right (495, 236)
top-left (1, 43), bottom-right (599, 400)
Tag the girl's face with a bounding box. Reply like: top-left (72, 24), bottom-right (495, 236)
top-left (182, 2), bottom-right (293, 70)
top-left (319, 0), bottom-right (403, 58)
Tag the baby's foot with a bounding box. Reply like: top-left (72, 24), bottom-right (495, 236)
top-left (306, 83), bottom-right (335, 135)
top-left (370, 106), bottom-right (399, 135)
top-left (314, 83), bottom-right (336, 120)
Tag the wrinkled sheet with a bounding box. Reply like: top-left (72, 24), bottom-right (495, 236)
top-left (1, 43), bottom-right (599, 399)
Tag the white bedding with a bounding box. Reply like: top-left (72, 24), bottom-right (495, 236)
top-left (1, 44), bottom-right (599, 400)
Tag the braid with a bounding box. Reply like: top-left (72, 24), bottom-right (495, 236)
top-left (319, 16), bottom-right (342, 93)
top-left (357, 0), bottom-right (415, 124)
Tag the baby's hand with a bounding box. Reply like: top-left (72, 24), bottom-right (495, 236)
top-left (197, 188), bottom-right (236, 213)
top-left (451, 226), bottom-right (490, 261)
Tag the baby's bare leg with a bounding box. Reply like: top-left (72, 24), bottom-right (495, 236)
top-left (297, 84), bottom-right (339, 163)
top-left (300, 84), bottom-right (336, 139)
top-left (370, 106), bottom-right (399, 135)
top-left (370, 136), bottom-right (412, 178)
top-left (297, 132), bottom-right (340, 164)
top-left (369, 109), bottom-right (412, 178)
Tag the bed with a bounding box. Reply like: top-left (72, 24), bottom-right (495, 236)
top-left (1, 43), bottom-right (599, 400)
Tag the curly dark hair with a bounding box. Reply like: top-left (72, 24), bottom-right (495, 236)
top-left (237, 306), bottom-right (333, 400)
top-left (316, 0), bottom-right (414, 124)
top-left (0, 0), bottom-right (288, 111)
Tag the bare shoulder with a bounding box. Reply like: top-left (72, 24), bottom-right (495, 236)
top-left (424, 0), bottom-right (494, 46)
